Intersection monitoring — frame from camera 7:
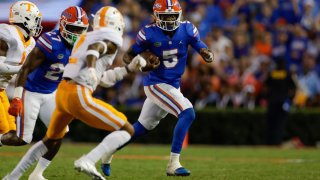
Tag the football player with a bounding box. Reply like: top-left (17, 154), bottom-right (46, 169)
top-left (1, 6), bottom-right (88, 146)
top-left (0, 1), bottom-right (41, 138)
top-left (99, 0), bottom-right (214, 176)
top-left (3, 6), bottom-right (147, 180)
top-left (2, 6), bottom-right (88, 180)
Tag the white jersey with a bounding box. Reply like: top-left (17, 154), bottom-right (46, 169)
top-left (0, 24), bottom-right (35, 89)
top-left (63, 28), bottom-right (123, 91)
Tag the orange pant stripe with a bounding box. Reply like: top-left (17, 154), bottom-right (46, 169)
top-left (80, 86), bottom-right (125, 127)
top-left (76, 86), bottom-right (120, 129)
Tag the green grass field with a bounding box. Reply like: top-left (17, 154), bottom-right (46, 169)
top-left (1, 143), bottom-right (320, 180)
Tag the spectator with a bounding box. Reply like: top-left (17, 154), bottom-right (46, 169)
top-left (265, 58), bottom-right (296, 145)
top-left (294, 54), bottom-right (320, 107)
top-left (80, 0), bottom-right (320, 110)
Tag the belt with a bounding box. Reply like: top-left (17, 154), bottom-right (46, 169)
top-left (63, 77), bottom-right (77, 84)
top-left (63, 77), bottom-right (72, 81)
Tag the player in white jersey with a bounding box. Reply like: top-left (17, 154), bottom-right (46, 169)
top-left (0, 6), bottom-right (88, 148)
top-left (2, 6), bottom-right (147, 180)
top-left (0, 1), bottom-right (41, 137)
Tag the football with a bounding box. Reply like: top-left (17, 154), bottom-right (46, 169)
top-left (139, 51), bottom-right (160, 72)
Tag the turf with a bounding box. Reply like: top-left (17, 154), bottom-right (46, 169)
top-left (1, 143), bottom-right (320, 180)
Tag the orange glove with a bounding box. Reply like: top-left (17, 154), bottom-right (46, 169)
top-left (8, 98), bottom-right (23, 116)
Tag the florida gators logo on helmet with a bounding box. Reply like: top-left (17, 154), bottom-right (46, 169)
top-left (59, 6), bottom-right (89, 45)
top-left (153, 0), bottom-right (182, 31)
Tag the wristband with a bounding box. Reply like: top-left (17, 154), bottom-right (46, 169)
top-left (86, 50), bottom-right (100, 59)
top-left (13, 86), bottom-right (23, 99)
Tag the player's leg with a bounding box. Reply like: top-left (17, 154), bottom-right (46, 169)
top-left (0, 90), bottom-right (10, 135)
top-left (3, 107), bottom-right (72, 180)
top-left (6, 81), bottom-right (73, 180)
top-left (72, 86), bottom-right (131, 179)
top-left (3, 140), bottom-right (48, 180)
top-left (1, 90), bottom-right (42, 146)
top-left (39, 91), bottom-right (70, 134)
top-left (28, 107), bottom-right (73, 180)
top-left (0, 90), bottom-right (16, 145)
top-left (28, 81), bottom-right (76, 179)
top-left (100, 97), bottom-right (168, 176)
top-left (146, 84), bottom-right (195, 176)
top-left (38, 92), bottom-right (55, 127)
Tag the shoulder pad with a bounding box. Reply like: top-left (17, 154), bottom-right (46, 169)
top-left (0, 24), bottom-right (18, 45)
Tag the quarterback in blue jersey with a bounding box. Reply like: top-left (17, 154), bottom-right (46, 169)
top-left (0, 6), bottom-right (88, 149)
top-left (94, 0), bottom-right (214, 177)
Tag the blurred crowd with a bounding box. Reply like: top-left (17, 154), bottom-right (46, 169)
top-left (80, 0), bottom-right (320, 110)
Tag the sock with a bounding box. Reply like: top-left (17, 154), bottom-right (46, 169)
top-left (116, 121), bottom-right (148, 151)
top-left (86, 130), bottom-right (131, 164)
top-left (9, 141), bottom-right (48, 179)
top-left (132, 121), bottom-right (148, 140)
top-left (170, 152), bottom-right (180, 164)
top-left (31, 157), bottom-right (51, 175)
top-left (101, 154), bottom-right (113, 164)
top-left (171, 108), bottom-right (195, 153)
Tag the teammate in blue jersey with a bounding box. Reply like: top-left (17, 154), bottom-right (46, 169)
top-left (90, 0), bottom-right (213, 177)
top-left (0, 6), bottom-right (88, 148)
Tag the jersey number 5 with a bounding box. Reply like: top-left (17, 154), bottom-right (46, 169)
top-left (163, 49), bottom-right (178, 68)
top-left (45, 63), bottom-right (65, 81)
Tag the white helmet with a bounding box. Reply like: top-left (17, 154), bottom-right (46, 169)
top-left (9, 1), bottom-right (42, 37)
top-left (93, 6), bottom-right (125, 36)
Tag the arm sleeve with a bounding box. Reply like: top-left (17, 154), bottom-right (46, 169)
top-left (99, 67), bottom-right (128, 88)
top-left (186, 22), bottom-right (208, 52)
top-left (131, 28), bottom-right (149, 54)
top-left (0, 56), bottom-right (21, 74)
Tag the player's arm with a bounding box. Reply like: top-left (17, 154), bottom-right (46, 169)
top-left (123, 47), bottom-right (138, 64)
top-left (0, 39), bottom-right (22, 74)
top-left (84, 40), bottom-right (116, 86)
top-left (8, 47), bottom-right (46, 116)
top-left (86, 40), bottom-right (116, 67)
top-left (15, 47), bottom-right (46, 87)
top-left (123, 28), bottom-right (149, 64)
top-left (100, 54), bottom-right (146, 88)
top-left (123, 29), bottom-right (159, 71)
top-left (187, 23), bottom-right (214, 63)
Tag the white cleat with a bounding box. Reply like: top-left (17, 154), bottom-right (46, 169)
top-left (74, 156), bottom-right (106, 180)
top-left (28, 172), bottom-right (48, 180)
top-left (2, 174), bottom-right (14, 180)
top-left (166, 162), bottom-right (191, 176)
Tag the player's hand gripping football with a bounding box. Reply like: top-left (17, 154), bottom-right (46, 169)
top-left (200, 48), bottom-right (214, 63)
top-left (8, 87), bottom-right (24, 116)
top-left (139, 51), bottom-right (160, 72)
top-left (127, 54), bottom-right (147, 72)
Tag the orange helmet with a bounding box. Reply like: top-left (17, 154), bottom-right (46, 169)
top-left (153, 0), bottom-right (182, 31)
top-left (59, 6), bottom-right (89, 45)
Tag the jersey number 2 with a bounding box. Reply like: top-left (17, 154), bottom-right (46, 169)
top-left (45, 63), bottom-right (64, 81)
top-left (163, 49), bottom-right (178, 68)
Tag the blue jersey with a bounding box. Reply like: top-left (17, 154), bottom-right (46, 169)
top-left (132, 21), bottom-right (207, 88)
top-left (25, 30), bottom-right (71, 94)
